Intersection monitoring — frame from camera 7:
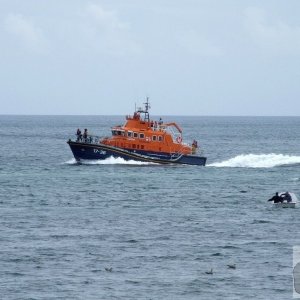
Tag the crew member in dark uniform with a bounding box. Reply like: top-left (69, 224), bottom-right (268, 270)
top-left (83, 128), bottom-right (88, 142)
top-left (76, 128), bottom-right (82, 142)
top-left (268, 192), bottom-right (283, 203)
top-left (281, 191), bottom-right (292, 202)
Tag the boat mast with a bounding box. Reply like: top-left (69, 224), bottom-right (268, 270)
top-left (137, 97), bottom-right (150, 122)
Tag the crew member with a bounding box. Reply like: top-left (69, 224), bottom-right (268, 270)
top-left (281, 191), bottom-right (292, 202)
top-left (192, 140), bottom-right (198, 148)
top-left (76, 128), bottom-right (82, 142)
top-left (83, 128), bottom-right (88, 142)
top-left (268, 192), bottom-right (283, 203)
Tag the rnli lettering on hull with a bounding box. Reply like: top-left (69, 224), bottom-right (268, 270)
top-left (94, 149), bottom-right (107, 155)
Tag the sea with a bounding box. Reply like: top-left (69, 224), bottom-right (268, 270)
top-left (1, 115), bottom-right (300, 300)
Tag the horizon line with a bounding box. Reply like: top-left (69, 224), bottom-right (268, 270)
top-left (0, 114), bottom-right (299, 117)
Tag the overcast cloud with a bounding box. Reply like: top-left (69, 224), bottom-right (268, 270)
top-left (0, 0), bottom-right (299, 115)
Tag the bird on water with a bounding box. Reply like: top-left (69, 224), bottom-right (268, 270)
top-left (205, 268), bottom-right (213, 275)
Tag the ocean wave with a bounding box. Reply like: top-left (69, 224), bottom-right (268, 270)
top-left (208, 154), bottom-right (300, 168)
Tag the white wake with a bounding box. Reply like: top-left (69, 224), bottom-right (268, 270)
top-left (64, 157), bottom-right (155, 165)
top-left (208, 154), bottom-right (300, 168)
top-left (64, 158), bottom-right (78, 165)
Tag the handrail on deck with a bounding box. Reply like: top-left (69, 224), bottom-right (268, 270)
top-left (74, 134), bottom-right (104, 144)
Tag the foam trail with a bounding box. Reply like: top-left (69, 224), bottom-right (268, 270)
top-left (64, 157), bottom-right (155, 165)
top-left (64, 158), bottom-right (78, 165)
top-left (208, 154), bottom-right (300, 168)
top-left (85, 157), bottom-right (155, 165)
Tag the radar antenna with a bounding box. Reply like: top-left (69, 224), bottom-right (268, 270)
top-left (144, 97), bottom-right (151, 113)
top-left (137, 97), bottom-right (151, 122)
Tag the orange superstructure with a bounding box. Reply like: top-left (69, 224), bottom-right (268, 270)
top-left (101, 99), bottom-right (195, 156)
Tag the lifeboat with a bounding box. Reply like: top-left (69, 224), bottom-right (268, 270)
top-left (67, 99), bottom-right (207, 166)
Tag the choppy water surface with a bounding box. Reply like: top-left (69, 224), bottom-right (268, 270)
top-left (1, 115), bottom-right (300, 299)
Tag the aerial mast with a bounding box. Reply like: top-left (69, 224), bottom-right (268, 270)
top-left (136, 97), bottom-right (151, 122)
top-left (143, 97), bottom-right (150, 122)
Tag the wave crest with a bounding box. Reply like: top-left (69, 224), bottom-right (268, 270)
top-left (208, 154), bottom-right (300, 168)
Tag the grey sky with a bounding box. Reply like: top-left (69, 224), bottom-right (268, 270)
top-left (1, 0), bottom-right (300, 115)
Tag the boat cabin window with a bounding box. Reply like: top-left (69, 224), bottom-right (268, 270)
top-left (127, 131), bottom-right (133, 137)
top-left (112, 130), bottom-right (124, 136)
top-left (152, 135), bottom-right (157, 141)
top-left (139, 133), bottom-right (145, 139)
top-left (133, 132), bottom-right (138, 138)
top-left (158, 136), bottom-right (163, 142)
